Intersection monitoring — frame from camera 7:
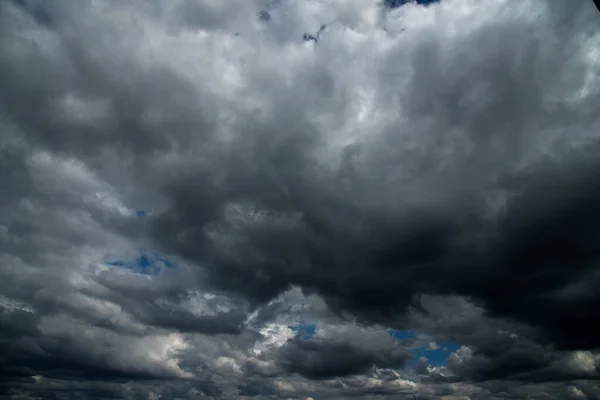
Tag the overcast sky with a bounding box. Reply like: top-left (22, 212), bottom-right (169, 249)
top-left (1, 0), bottom-right (600, 399)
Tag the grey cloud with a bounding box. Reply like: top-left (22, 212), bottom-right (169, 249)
top-left (1, 0), bottom-right (600, 398)
top-left (277, 336), bottom-right (410, 379)
top-left (145, 0), bottom-right (600, 351)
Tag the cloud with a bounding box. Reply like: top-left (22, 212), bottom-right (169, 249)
top-left (1, 0), bottom-right (600, 398)
top-left (276, 324), bottom-right (411, 379)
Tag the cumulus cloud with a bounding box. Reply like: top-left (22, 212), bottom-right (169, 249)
top-left (1, 0), bottom-right (600, 398)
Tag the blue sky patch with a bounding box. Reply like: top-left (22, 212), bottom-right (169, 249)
top-left (136, 210), bottom-right (147, 217)
top-left (289, 324), bottom-right (317, 340)
top-left (104, 251), bottom-right (175, 275)
top-left (413, 342), bottom-right (461, 367)
top-left (388, 330), bottom-right (459, 368)
top-left (387, 329), bottom-right (417, 340)
top-left (136, 254), bottom-right (151, 268)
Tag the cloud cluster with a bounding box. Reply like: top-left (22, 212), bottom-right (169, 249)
top-left (1, 0), bottom-right (600, 398)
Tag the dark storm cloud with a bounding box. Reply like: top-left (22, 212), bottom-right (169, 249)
top-left (124, 298), bottom-right (249, 335)
top-left (0, 308), bottom-right (159, 385)
top-left (0, 306), bottom-right (40, 339)
top-left (147, 0), bottom-right (600, 351)
top-left (1, 0), bottom-right (600, 398)
top-left (466, 147), bottom-right (600, 350)
top-left (406, 296), bottom-right (600, 385)
top-left (277, 336), bottom-right (410, 379)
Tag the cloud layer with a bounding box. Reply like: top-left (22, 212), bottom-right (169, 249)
top-left (1, 0), bottom-right (600, 398)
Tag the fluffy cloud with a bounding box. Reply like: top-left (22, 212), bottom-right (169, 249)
top-left (1, 0), bottom-right (600, 398)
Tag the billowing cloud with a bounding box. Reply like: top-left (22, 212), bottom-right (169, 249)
top-left (1, 0), bottom-right (600, 398)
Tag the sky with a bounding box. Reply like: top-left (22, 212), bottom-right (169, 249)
top-left (0, 0), bottom-right (600, 399)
